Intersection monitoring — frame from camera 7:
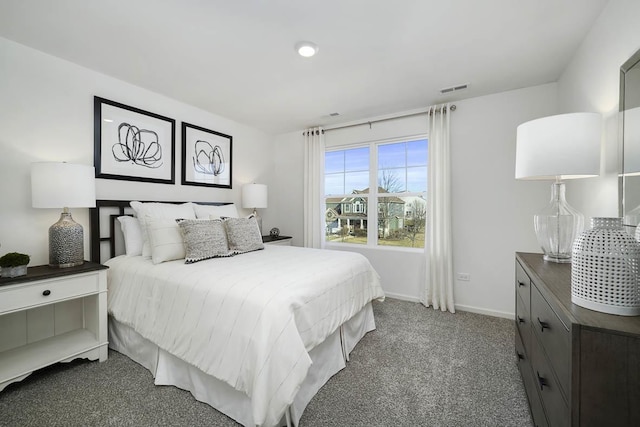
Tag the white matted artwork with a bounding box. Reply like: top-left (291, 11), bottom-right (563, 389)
top-left (181, 122), bottom-right (232, 189)
top-left (94, 96), bottom-right (175, 184)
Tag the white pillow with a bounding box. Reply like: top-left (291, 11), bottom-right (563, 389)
top-left (193, 203), bottom-right (239, 220)
top-left (130, 201), bottom-right (196, 258)
top-left (117, 216), bottom-right (143, 256)
top-left (146, 217), bottom-right (186, 264)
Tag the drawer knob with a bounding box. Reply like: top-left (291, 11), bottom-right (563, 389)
top-left (537, 317), bottom-right (549, 332)
top-left (518, 281), bottom-right (526, 287)
top-left (42, 289), bottom-right (51, 296)
top-left (516, 351), bottom-right (525, 360)
top-left (536, 371), bottom-right (548, 391)
top-left (517, 316), bottom-right (525, 324)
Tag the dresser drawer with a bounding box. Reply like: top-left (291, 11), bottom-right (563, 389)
top-left (516, 261), bottom-right (531, 310)
top-left (531, 340), bottom-right (570, 427)
top-left (531, 283), bottom-right (570, 398)
top-left (516, 293), bottom-right (532, 354)
top-left (516, 331), bottom-right (548, 427)
top-left (0, 273), bottom-right (100, 313)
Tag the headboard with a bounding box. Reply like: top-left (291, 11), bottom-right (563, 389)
top-left (89, 200), bottom-right (231, 264)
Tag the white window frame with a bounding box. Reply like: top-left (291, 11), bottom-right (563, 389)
top-left (324, 134), bottom-right (428, 252)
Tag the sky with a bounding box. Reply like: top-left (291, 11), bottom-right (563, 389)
top-left (325, 139), bottom-right (428, 195)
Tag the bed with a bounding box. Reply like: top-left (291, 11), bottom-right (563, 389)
top-left (89, 200), bottom-right (385, 427)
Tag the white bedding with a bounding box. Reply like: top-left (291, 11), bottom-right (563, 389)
top-left (105, 245), bottom-right (384, 427)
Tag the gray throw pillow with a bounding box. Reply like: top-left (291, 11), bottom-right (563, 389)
top-left (223, 217), bottom-right (264, 254)
top-left (178, 219), bottom-right (233, 263)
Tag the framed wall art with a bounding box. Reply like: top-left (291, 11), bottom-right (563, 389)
top-left (181, 122), bottom-right (232, 189)
top-left (94, 96), bottom-right (176, 184)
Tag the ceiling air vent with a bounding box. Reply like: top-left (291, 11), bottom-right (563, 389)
top-left (440, 83), bottom-right (468, 94)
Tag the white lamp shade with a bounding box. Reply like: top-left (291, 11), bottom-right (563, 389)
top-left (31, 162), bottom-right (96, 208)
top-left (515, 112), bottom-right (602, 180)
top-left (242, 183), bottom-right (268, 209)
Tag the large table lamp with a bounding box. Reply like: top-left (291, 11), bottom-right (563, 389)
top-left (31, 162), bottom-right (96, 268)
top-left (515, 112), bottom-right (602, 263)
top-left (242, 183), bottom-right (268, 234)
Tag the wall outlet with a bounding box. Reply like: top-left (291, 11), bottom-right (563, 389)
top-left (456, 272), bottom-right (471, 281)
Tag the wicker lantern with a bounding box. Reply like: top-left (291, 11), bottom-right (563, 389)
top-left (571, 217), bottom-right (640, 316)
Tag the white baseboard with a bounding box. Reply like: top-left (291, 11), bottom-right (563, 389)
top-left (382, 293), bottom-right (514, 320)
top-left (383, 292), bottom-right (421, 303)
top-left (454, 304), bottom-right (514, 320)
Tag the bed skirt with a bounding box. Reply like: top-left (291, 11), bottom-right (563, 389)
top-left (108, 302), bottom-right (376, 427)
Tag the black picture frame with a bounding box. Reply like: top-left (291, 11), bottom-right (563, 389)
top-left (94, 96), bottom-right (176, 184)
top-left (181, 122), bottom-right (233, 189)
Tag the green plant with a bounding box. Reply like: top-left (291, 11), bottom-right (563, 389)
top-left (0, 252), bottom-right (30, 268)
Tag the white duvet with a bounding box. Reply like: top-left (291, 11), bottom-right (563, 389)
top-left (105, 245), bottom-right (384, 427)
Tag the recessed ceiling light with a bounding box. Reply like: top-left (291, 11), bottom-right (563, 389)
top-left (295, 41), bottom-right (318, 58)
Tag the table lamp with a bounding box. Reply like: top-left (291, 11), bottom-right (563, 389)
top-left (242, 183), bottom-right (268, 234)
top-left (31, 162), bottom-right (96, 267)
top-left (515, 112), bottom-right (602, 263)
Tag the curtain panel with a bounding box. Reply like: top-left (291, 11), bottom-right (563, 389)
top-left (303, 127), bottom-right (325, 249)
top-left (423, 104), bottom-right (455, 313)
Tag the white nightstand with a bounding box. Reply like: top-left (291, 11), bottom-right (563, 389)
top-left (0, 262), bottom-right (108, 392)
top-left (262, 235), bottom-right (293, 246)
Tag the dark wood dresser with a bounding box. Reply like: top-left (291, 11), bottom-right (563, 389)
top-left (515, 252), bottom-right (640, 427)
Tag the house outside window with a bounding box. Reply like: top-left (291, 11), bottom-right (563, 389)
top-left (324, 137), bottom-right (427, 249)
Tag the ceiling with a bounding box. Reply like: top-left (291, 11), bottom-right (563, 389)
top-left (0, 0), bottom-right (610, 135)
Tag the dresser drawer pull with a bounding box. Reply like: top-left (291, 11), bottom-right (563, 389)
top-left (517, 316), bottom-right (525, 324)
top-left (516, 351), bottom-right (525, 360)
top-left (536, 371), bottom-right (548, 391)
top-left (518, 281), bottom-right (526, 287)
top-left (42, 289), bottom-right (51, 296)
top-left (537, 317), bottom-right (549, 332)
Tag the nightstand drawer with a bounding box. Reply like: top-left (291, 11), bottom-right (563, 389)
top-left (0, 273), bottom-right (100, 313)
top-left (531, 283), bottom-right (570, 397)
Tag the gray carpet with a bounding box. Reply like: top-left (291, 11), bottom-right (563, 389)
top-left (0, 299), bottom-right (532, 426)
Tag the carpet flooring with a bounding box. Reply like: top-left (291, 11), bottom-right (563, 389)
top-left (0, 298), bottom-right (533, 426)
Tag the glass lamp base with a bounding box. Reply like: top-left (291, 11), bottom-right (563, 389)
top-left (543, 253), bottom-right (572, 263)
top-left (534, 181), bottom-right (584, 264)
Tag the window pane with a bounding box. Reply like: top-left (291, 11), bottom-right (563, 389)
top-left (325, 151), bottom-right (344, 174)
top-left (325, 173), bottom-right (344, 195)
top-left (345, 171), bottom-right (369, 193)
top-left (325, 147), bottom-right (370, 196)
top-left (407, 166), bottom-right (427, 192)
top-left (344, 147), bottom-right (369, 172)
top-left (407, 139), bottom-right (428, 167)
top-left (377, 196), bottom-right (426, 248)
top-left (378, 143), bottom-right (405, 169)
top-left (378, 168), bottom-right (407, 193)
top-left (325, 200), bottom-right (367, 245)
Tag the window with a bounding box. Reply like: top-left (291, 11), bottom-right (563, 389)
top-left (324, 137), bottom-right (427, 249)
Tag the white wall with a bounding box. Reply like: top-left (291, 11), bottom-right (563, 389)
top-left (273, 0), bottom-right (640, 318)
top-left (559, 0), bottom-right (640, 219)
top-left (274, 83), bottom-right (558, 317)
top-left (0, 37), bottom-right (274, 266)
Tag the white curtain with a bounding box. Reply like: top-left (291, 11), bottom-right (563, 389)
top-left (303, 127), bottom-right (325, 249)
top-left (423, 104), bottom-right (455, 313)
